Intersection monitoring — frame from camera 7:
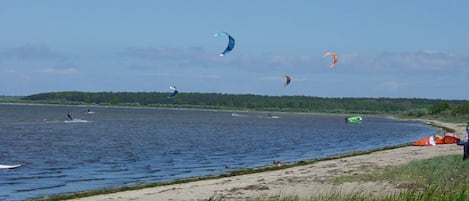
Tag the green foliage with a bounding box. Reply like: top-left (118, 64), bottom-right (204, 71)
top-left (235, 154), bottom-right (469, 201)
top-left (422, 101), bottom-right (469, 122)
top-left (248, 187), bottom-right (467, 201)
top-left (20, 91), bottom-right (467, 114)
top-left (428, 102), bottom-right (452, 115)
top-left (405, 108), bottom-right (428, 117)
top-left (253, 155), bottom-right (469, 201)
top-left (453, 102), bottom-right (469, 115)
top-left (0, 95), bottom-right (23, 102)
top-left (333, 155), bottom-right (469, 188)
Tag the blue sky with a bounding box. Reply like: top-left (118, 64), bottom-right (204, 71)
top-left (1, 1), bottom-right (468, 100)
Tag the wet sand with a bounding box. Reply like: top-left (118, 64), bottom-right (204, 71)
top-left (70, 120), bottom-right (466, 201)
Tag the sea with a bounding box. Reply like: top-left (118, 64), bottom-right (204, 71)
top-left (0, 103), bottom-right (438, 201)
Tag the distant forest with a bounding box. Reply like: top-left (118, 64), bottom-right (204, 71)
top-left (19, 91), bottom-right (469, 118)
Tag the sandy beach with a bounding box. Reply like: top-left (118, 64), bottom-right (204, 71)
top-left (69, 120), bottom-right (466, 201)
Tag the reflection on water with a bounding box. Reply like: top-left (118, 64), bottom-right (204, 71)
top-left (0, 104), bottom-right (437, 200)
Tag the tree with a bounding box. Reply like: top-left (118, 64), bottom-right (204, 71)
top-left (429, 102), bottom-right (451, 115)
top-left (453, 102), bottom-right (469, 115)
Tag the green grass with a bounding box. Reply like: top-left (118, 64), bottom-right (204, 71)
top-left (398, 113), bottom-right (469, 125)
top-left (332, 155), bottom-right (469, 189)
top-left (225, 155), bottom-right (469, 201)
top-left (209, 186), bottom-right (468, 201)
top-left (295, 155), bottom-right (468, 201)
top-left (248, 187), bottom-right (468, 201)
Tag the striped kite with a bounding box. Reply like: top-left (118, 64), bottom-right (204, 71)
top-left (323, 51), bottom-right (338, 68)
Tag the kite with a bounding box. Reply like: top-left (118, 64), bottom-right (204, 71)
top-left (168, 85), bottom-right (178, 98)
top-left (283, 75), bottom-right (291, 87)
top-left (214, 32), bottom-right (235, 56)
top-left (323, 51), bottom-right (338, 68)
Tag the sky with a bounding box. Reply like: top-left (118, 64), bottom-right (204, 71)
top-left (1, 1), bottom-right (468, 100)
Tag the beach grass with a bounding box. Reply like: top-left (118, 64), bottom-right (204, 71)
top-left (331, 154), bottom-right (469, 188)
top-left (243, 187), bottom-right (468, 201)
top-left (244, 187), bottom-right (468, 201)
top-left (243, 154), bottom-right (468, 201)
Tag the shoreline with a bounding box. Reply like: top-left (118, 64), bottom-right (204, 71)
top-left (37, 120), bottom-right (466, 201)
top-left (0, 102), bottom-right (367, 118)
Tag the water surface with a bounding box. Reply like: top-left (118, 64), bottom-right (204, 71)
top-left (0, 104), bottom-right (437, 200)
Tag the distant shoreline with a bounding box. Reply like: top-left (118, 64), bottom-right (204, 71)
top-left (0, 101), bottom-right (443, 127)
top-left (0, 102), bottom-right (353, 117)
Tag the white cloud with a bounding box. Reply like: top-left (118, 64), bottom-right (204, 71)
top-left (166, 48), bottom-right (457, 72)
top-left (37, 68), bottom-right (79, 75)
top-left (142, 72), bottom-right (171, 77)
top-left (122, 46), bottom-right (207, 61)
top-left (352, 50), bottom-right (464, 72)
top-left (380, 81), bottom-right (409, 91)
top-left (3, 69), bottom-right (17, 73)
top-left (0, 44), bottom-right (65, 60)
top-left (259, 76), bottom-right (283, 81)
top-left (258, 75), bottom-right (313, 85)
top-left (198, 74), bottom-right (221, 79)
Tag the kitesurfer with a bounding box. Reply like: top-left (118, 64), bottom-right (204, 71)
top-left (67, 112), bottom-right (73, 121)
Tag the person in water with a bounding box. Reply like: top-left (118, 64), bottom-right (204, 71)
top-left (67, 112), bottom-right (73, 121)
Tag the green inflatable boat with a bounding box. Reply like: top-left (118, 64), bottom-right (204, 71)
top-left (346, 116), bottom-right (363, 123)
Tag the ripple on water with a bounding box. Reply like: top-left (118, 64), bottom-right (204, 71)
top-left (0, 105), bottom-right (438, 201)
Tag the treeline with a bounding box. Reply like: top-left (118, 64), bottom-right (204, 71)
top-left (428, 102), bottom-right (469, 116)
top-left (0, 96), bottom-right (22, 102)
top-left (20, 91), bottom-right (469, 116)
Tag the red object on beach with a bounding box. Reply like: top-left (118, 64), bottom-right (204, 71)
top-left (413, 136), bottom-right (436, 146)
top-left (441, 133), bottom-right (460, 144)
top-left (413, 134), bottom-right (460, 146)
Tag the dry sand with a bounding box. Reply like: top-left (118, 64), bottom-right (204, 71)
top-left (70, 120), bottom-right (467, 201)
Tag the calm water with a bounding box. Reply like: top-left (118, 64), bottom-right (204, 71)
top-left (0, 104), bottom-right (437, 201)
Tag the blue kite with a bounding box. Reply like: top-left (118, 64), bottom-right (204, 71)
top-left (168, 86), bottom-right (178, 98)
top-left (214, 32), bottom-right (235, 56)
